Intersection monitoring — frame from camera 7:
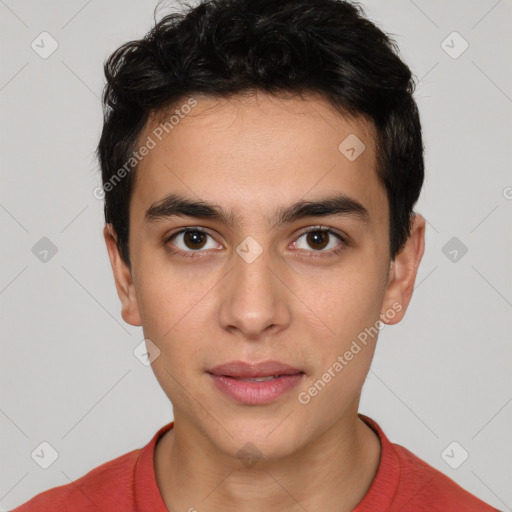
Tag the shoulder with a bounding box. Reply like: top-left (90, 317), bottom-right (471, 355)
top-left (392, 443), bottom-right (499, 511)
top-left (357, 414), bottom-right (499, 512)
top-left (10, 449), bottom-right (141, 512)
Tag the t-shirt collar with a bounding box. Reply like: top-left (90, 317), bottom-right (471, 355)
top-left (134, 414), bottom-right (400, 511)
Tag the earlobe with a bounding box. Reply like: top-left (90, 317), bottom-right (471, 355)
top-left (103, 224), bottom-right (142, 327)
top-left (380, 214), bottom-right (426, 325)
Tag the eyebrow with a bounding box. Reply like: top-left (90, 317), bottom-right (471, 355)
top-left (144, 193), bottom-right (369, 227)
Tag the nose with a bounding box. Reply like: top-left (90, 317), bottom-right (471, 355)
top-left (218, 245), bottom-right (292, 340)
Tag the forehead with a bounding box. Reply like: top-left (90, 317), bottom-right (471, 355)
top-left (130, 91), bottom-right (386, 226)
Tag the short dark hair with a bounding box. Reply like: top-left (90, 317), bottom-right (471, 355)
top-left (97, 0), bottom-right (424, 266)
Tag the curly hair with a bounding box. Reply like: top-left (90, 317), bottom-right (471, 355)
top-left (97, 0), bottom-right (424, 265)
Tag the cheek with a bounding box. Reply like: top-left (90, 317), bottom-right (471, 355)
top-left (290, 260), bottom-right (386, 400)
top-left (134, 248), bottom-right (211, 334)
top-left (134, 261), bottom-right (221, 382)
top-left (292, 261), bottom-right (386, 337)
top-left (296, 270), bottom-right (382, 414)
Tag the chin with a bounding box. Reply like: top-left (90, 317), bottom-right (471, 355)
top-left (209, 416), bottom-right (306, 465)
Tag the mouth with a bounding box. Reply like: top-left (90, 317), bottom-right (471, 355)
top-left (208, 360), bottom-right (304, 379)
top-left (225, 375), bottom-right (289, 382)
top-left (207, 360), bottom-right (305, 405)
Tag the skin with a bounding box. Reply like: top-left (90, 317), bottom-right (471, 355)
top-left (104, 91), bottom-right (425, 512)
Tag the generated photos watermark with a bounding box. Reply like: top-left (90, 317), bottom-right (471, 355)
top-left (298, 301), bottom-right (403, 405)
top-left (93, 97), bottom-right (198, 200)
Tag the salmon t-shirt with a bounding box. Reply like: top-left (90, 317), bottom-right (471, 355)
top-left (11, 414), bottom-right (499, 511)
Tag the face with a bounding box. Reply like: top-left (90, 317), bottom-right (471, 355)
top-left (105, 91), bottom-right (424, 461)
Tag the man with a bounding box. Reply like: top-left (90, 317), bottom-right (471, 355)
top-left (13, 0), bottom-right (498, 510)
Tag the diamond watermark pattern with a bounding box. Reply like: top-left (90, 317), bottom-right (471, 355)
top-left (32, 237), bottom-right (58, 263)
top-left (31, 441), bottom-right (59, 469)
top-left (236, 236), bottom-right (263, 263)
top-left (441, 441), bottom-right (469, 469)
top-left (441, 31), bottom-right (469, 59)
top-left (442, 236), bottom-right (468, 263)
top-left (134, 339), bottom-right (161, 366)
top-left (338, 134), bottom-right (366, 161)
top-left (236, 442), bottom-right (263, 467)
top-left (31, 32), bottom-right (59, 59)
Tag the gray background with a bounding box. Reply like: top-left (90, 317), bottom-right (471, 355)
top-left (1, 0), bottom-right (511, 510)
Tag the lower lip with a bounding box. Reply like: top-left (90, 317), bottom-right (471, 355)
top-left (208, 373), bottom-right (304, 405)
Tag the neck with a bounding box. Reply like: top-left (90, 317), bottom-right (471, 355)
top-left (154, 411), bottom-right (381, 512)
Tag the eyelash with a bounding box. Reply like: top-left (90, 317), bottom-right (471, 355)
top-left (163, 226), bottom-right (347, 259)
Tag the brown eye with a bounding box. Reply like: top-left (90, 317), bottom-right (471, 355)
top-left (293, 228), bottom-right (344, 254)
top-left (306, 230), bottom-right (329, 250)
top-left (167, 229), bottom-right (219, 254)
top-left (183, 230), bottom-right (208, 250)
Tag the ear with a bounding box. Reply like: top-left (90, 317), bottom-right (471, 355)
top-left (380, 213), bottom-right (426, 325)
top-left (103, 224), bottom-right (142, 327)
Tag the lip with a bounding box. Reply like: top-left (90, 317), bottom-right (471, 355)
top-left (207, 360), bottom-right (305, 405)
top-left (208, 360), bottom-right (304, 379)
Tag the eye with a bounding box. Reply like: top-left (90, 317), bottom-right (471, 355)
top-left (166, 228), bottom-right (220, 256)
top-left (292, 227), bottom-right (345, 255)
top-left (165, 226), bottom-right (346, 259)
